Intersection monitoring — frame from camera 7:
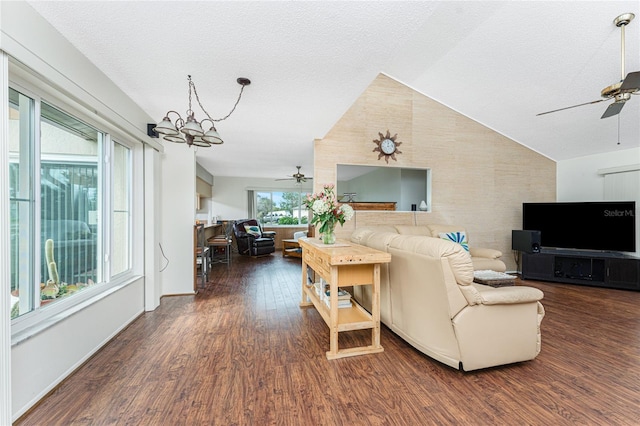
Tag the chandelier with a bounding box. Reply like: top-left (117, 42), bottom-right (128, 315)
top-left (153, 75), bottom-right (250, 147)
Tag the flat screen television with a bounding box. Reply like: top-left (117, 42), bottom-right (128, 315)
top-left (522, 201), bottom-right (636, 253)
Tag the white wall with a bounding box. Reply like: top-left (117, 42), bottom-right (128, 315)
top-left (144, 146), bottom-right (162, 310)
top-left (11, 279), bottom-right (144, 418)
top-left (160, 143), bottom-right (196, 295)
top-left (556, 147), bottom-right (640, 201)
top-left (210, 176), bottom-right (312, 221)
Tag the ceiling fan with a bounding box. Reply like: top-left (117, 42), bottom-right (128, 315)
top-left (537, 13), bottom-right (640, 119)
top-left (276, 166), bottom-right (312, 183)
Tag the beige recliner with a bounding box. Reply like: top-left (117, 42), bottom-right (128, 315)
top-left (351, 228), bottom-right (545, 371)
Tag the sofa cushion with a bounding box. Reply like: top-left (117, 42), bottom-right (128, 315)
top-left (438, 231), bottom-right (469, 252)
top-left (471, 283), bottom-right (544, 305)
top-left (364, 225), bottom-right (400, 234)
top-left (426, 224), bottom-right (468, 239)
top-left (471, 257), bottom-right (507, 273)
top-left (469, 247), bottom-right (502, 259)
top-left (355, 231), bottom-right (403, 253)
top-left (351, 226), bottom-right (397, 245)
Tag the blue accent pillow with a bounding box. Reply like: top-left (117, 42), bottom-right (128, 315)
top-left (244, 225), bottom-right (262, 237)
top-left (439, 231), bottom-right (469, 252)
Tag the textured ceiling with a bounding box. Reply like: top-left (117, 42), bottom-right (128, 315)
top-left (26, 1), bottom-right (640, 180)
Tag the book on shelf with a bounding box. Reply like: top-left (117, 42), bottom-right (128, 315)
top-left (323, 298), bottom-right (352, 309)
top-left (313, 280), bottom-right (353, 308)
top-left (324, 288), bottom-right (351, 300)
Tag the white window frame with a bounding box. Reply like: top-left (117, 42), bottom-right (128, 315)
top-left (252, 188), bottom-right (311, 226)
top-left (8, 62), bottom-right (143, 341)
top-left (110, 139), bottom-right (134, 278)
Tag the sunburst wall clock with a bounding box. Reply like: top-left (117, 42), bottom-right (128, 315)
top-left (373, 130), bottom-right (402, 163)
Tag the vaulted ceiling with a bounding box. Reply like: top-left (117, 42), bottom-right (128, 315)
top-left (26, 1), bottom-right (640, 180)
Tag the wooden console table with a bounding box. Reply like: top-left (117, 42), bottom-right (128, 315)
top-left (299, 237), bottom-right (391, 359)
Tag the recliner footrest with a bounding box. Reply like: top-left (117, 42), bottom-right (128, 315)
top-left (253, 238), bottom-right (274, 247)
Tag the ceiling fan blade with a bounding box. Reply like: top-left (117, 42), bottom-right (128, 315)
top-left (279, 167), bottom-right (311, 182)
top-left (536, 98), bottom-right (608, 116)
top-left (620, 71), bottom-right (640, 92)
top-left (601, 101), bottom-right (625, 119)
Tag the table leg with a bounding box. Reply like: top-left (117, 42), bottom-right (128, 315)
top-left (327, 270), bottom-right (339, 358)
top-left (372, 264), bottom-right (381, 349)
top-left (300, 258), bottom-right (311, 306)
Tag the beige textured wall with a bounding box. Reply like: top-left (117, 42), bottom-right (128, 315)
top-left (314, 74), bottom-right (556, 271)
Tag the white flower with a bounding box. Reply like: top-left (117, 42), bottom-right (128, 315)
top-left (312, 199), bottom-right (330, 215)
top-left (340, 204), bottom-right (354, 221)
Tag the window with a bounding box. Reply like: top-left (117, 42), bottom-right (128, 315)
top-left (111, 142), bottom-right (131, 276)
top-left (8, 83), bottom-right (134, 322)
top-left (39, 102), bottom-right (102, 308)
top-left (9, 87), bottom-right (35, 319)
top-left (255, 190), bottom-right (310, 225)
top-left (40, 160), bottom-right (99, 284)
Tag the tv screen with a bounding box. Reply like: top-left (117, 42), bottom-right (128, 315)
top-left (522, 201), bottom-right (636, 253)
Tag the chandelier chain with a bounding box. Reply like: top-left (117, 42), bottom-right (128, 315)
top-left (187, 76), bottom-right (194, 116)
top-left (189, 77), bottom-right (247, 123)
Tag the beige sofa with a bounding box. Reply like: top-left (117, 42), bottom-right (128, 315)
top-left (351, 227), bottom-right (545, 371)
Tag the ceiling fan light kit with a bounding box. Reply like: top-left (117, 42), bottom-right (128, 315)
top-left (537, 13), bottom-right (639, 119)
top-left (153, 75), bottom-right (250, 148)
top-left (276, 166), bottom-right (312, 184)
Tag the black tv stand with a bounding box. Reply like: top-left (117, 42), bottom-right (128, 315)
top-left (522, 250), bottom-right (640, 291)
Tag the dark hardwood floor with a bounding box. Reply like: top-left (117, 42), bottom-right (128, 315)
top-left (16, 251), bottom-right (640, 425)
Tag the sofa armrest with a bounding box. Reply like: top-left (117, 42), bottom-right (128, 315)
top-left (261, 230), bottom-right (276, 239)
top-left (473, 284), bottom-right (544, 305)
top-left (469, 247), bottom-right (502, 259)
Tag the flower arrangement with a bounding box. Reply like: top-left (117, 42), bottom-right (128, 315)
top-left (304, 184), bottom-right (354, 243)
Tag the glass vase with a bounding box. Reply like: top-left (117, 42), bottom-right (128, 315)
top-left (322, 229), bottom-right (336, 245)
